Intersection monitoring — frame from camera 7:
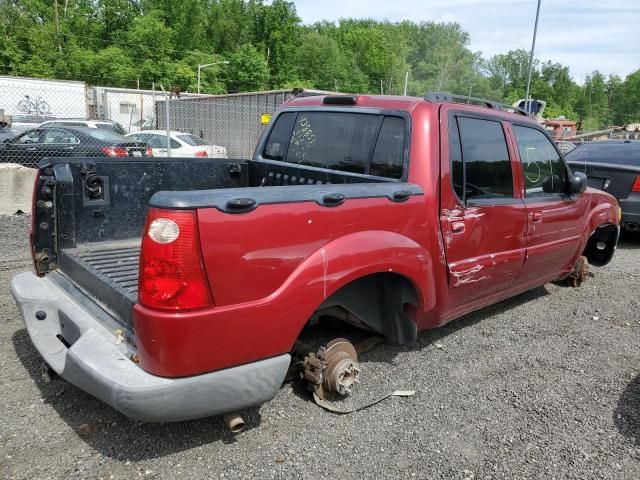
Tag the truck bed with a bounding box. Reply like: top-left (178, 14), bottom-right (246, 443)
top-left (33, 157), bottom-right (392, 326)
top-left (58, 240), bottom-right (141, 323)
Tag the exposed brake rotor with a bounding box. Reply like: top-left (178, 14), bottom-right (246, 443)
top-left (566, 255), bottom-right (589, 287)
top-left (302, 337), bottom-right (361, 400)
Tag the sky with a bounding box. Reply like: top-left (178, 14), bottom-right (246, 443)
top-left (293, 0), bottom-right (640, 82)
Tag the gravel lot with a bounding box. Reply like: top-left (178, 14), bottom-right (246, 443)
top-left (1, 213), bottom-right (639, 479)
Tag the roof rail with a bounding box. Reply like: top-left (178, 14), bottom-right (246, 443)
top-left (424, 92), bottom-right (530, 117)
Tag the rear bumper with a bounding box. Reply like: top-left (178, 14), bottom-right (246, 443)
top-left (11, 271), bottom-right (290, 422)
top-left (620, 196), bottom-right (640, 229)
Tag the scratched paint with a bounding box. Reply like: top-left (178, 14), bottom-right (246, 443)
top-left (450, 263), bottom-right (487, 287)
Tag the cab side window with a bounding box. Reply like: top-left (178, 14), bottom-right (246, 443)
top-left (42, 129), bottom-right (79, 144)
top-left (513, 125), bottom-right (569, 197)
top-left (450, 116), bottom-right (514, 203)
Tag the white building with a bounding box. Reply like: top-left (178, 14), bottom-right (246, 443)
top-left (0, 76), bottom-right (88, 118)
top-left (0, 76), bottom-right (204, 133)
top-left (93, 86), bottom-right (204, 132)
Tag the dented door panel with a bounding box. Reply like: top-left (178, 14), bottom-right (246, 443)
top-left (440, 203), bottom-right (527, 305)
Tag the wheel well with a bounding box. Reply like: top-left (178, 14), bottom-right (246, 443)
top-left (583, 223), bottom-right (619, 267)
top-left (311, 272), bottom-right (420, 345)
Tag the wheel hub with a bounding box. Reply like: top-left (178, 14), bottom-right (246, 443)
top-left (302, 338), bottom-right (361, 399)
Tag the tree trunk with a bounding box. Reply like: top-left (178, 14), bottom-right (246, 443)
top-left (53, 0), bottom-right (63, 54)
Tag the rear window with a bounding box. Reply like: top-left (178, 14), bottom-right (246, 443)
top-left (565, 142), bottom-right (640, 167)
top-left (263, 111), bottom-right (406, 179)
top-left (85, 129), bottom-right (127, 142)
top-left (177, 134), bottom-right (207, 146)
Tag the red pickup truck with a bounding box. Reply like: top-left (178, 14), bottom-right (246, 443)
top-left (11, 93), bottom-right (620, 422)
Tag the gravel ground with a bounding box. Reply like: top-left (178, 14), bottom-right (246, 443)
top-left (1, 213), bottom-right (639, 479)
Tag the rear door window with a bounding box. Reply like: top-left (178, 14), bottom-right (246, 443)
top-left (42, 129), bottom-right (79, 144)
top-left (513, 125), bottom-right (569, 196)
top-left (455, 117), bottom-right (514, 201)
top-left (369, 116), bottom-right (405, 179)
top-left (263, 111), bottom-right (406, 178)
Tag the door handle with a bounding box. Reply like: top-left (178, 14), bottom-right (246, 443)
top-left (532, 211), bottom-right (543, 223)
top-left (451, 221), bottom-right (465, 233)
top-left (62, 146), bottom-right (74, 151)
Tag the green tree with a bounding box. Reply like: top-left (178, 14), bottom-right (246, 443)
top-left (0, 0), bottom-right (637, 128)
top-left (225, 43), bottom-right (269, 92)
top-left (611, 69), bottom-right (640, 125)
top-left (291, 29), bottom-right (367, 92)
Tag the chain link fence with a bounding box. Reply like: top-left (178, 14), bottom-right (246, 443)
top-left (3, 73), bottom-right (638, 170)
top-left (0, 75), bottom-right (326, 168)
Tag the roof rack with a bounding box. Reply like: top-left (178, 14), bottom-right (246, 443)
top-left (424, 92), bottom-right (530, 117)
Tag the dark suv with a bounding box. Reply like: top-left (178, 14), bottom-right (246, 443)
top-left (566, 140), bottom-right (640, 232)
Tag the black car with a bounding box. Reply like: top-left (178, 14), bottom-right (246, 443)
top-left (0, 125), bottom-right (17, 143)
top-left (566, 140), bottom-right (640, 232)
top-left (0, 126), bottom-right (152, 168)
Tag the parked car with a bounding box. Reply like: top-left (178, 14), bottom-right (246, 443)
top-left (11, 93), bottom-right (619, 423)
top-left (0, 126), bottom-right (152, 167)
top-left (11, 114), bottom-right (58, 134)
top-left (125, 130), bottom-right (228, 158)
top-left (566, 140), bottom-right (640, 232)
top-left (38, 119), bottom-right (126, 135)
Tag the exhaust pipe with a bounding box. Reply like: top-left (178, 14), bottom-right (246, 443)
top-left (223, 412), bottom-right (246, 433)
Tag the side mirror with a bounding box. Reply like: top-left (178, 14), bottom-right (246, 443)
top-left (570, 171), bottom-right (587, 195)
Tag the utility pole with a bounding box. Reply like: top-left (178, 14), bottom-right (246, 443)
top-left (524, 0), bottom-right (542, 114)
top-left (159, 84), bottom-right (172, 157)
top-left (403, 71), bottom-right (409, 96)
top-left (380, 78), bottom-right (383, 95)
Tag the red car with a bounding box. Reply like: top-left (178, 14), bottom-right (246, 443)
top-left (11, 93), bottom-right (620, 422)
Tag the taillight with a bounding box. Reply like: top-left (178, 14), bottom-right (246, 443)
top-left (632, 176), bottom-right (640, 192)
top-left (101, 146), bottom-right (128, 157)
top-left (139, 208), bottom-right (212, 310)
top-left (145, 147), bottom-right (153, 157)
top-left (194, 150), bottom-right (208, 157)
